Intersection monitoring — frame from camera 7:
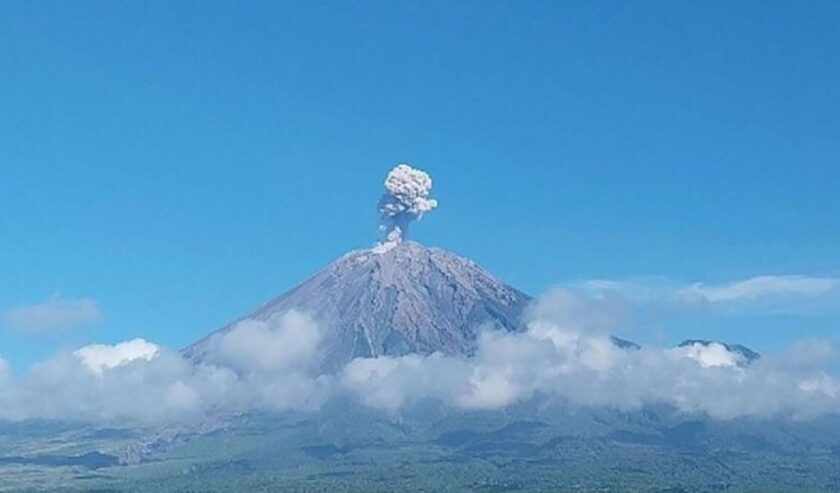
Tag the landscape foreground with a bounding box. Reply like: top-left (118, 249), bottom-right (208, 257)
top-left (3, 400), bottom-right (840, 493)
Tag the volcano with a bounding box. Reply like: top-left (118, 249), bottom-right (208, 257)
top-left (184, 241), bottom-right (532, 370)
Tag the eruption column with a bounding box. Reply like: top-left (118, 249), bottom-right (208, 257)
top-left (377, 163), bottom-right (438, 247)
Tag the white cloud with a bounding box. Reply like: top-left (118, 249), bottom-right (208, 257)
top-left (413, 336), bottom-right (832, 418)
top-left (524, 287), bottom-right (619, 335)
top-left (73, 338), bottom-right (160, 374)
top-left (680, 276), bottom-right (839, 303)
top-left (341, 354), bottom-right (469, 412)
top-left (338, 290), bottom-right (840, 419)
top-left (4, 296), bottom-right (102, 333)
top-left (671, 342), bottom-right (744, 368)
top-left (0, 355), bottom-right (8, 382)
top-left (205, 311), bottom-right (322, 374)
top-left (0, 312), bottom-right (330, 424)
top-left (1, 290), bottom-right (840, 425)
top-left (575, 275), bottom-right (840, 316)
top-left (8, 348), bottom-right (240, 424)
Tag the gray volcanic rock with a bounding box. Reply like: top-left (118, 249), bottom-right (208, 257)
top-left (184, 241), bottom-right (531, 370)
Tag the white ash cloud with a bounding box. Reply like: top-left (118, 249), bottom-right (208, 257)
top-left (377, 163), bottom-right (438, 245)
top-left (4, 295), bottom-right (102, 333)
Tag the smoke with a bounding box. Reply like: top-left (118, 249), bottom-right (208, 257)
top-left (377, 163), bottom-right (438, 245)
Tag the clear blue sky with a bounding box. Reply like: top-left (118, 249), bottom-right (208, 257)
top-left (2, 1), bottom-right (839, 369)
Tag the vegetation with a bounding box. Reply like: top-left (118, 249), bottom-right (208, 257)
top-left (2, 401), bottom-right (840, 492)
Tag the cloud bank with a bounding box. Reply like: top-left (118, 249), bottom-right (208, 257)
top-left (339, 294), bottom-right (840, 420)
top-left (1, 285), bottom-right (839, 426)
top-left (4, 295), bottom-right (102, 333)
top-left (0, 312), bottom-right (329, 424)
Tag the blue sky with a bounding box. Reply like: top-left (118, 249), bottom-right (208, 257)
top-left (1, 1), bottom-right (839, 370)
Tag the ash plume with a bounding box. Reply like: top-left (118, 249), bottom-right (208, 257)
top-left (377, 163), bottom-right (438, 245)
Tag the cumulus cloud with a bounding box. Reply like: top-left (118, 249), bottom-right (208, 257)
top-left (341, 354), bottom-right (469, 413)
top-left (376, 163), bottom-right (438, 247)
top-left (4, 295), bottom-right (103, 333)
top-left (5, 348), bottom-right (238, 424)
top-left (73, 338), bottom-right (160, 374)
top-left (1, 291), bottom-right (840, 425)
top-left (338, 289), bottom-right (840, 419)
top-left (204, 311), bottom-right (323, 374)
top-left (671, 342), bottom-right (746, 368)
top-left (0, 311), bottom-right (329, 425)
top-left (198, 311), bottom-right (331, 411)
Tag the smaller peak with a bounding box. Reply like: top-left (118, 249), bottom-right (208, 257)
top-left (677, 339), bottom-right (714, 348)
top-left (611, 336), bottom-right (641, 350)
top-left (677, 339), bottom-right (761, 363)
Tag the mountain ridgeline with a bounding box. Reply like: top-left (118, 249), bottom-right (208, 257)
top-left (184, 241), bottom-right (532, 370)
top-left (184, 241), bottom-right (757, 370)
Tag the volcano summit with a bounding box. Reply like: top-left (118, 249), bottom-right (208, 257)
top-left (184, 164), bottom-right (531, 370)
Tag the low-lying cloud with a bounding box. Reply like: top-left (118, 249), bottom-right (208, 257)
top-left (1, 288), bottom-right (839, 425)
top-left (202, 311), bottom-right (323, 374)
top-left (74, 338), bottom-right (160, 374)
top-left (339, 294), bottom-right (840, 419)
top-left (0, 312), bottom-right (329, 424)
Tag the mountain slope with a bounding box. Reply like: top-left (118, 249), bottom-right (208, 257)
top-left (184, 241), bottom-right (531, 370)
